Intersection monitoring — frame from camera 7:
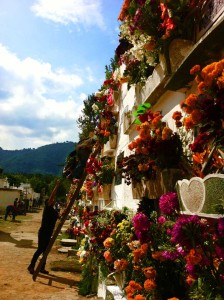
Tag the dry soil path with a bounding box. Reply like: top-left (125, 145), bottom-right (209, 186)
top-left (0, 208), bottom-right (100, 300)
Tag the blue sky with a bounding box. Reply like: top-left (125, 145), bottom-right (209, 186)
top-left (0, 0), bottom-right (123, 150)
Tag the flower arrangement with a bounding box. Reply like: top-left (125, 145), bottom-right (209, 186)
top-left (77, 192), bottom-right (224, 299)
top-left (98, 156), bottom-right (115, 185)
top-left (119, 103), bottom-right (188, 187)
top-left (172, 59), bottom-right (224, 176)
top-left (117, 0), bottom-right (198, 81)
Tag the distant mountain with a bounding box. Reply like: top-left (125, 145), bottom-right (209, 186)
top-left (0, 142), bottom-right (76, 175)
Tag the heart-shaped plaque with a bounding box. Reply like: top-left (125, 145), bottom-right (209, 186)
top-left (177, 177), bottom-right (205, 214)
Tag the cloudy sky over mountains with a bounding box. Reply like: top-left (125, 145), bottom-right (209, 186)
top-left (0, 0), bottom-right (122, 150)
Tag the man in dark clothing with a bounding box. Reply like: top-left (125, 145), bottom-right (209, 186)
top-left (27, 180), bottom-right (60, 275)
top-left (4, 204), bottom-right (18, 221)
top-left (63, 137), bottom-right (96, 180)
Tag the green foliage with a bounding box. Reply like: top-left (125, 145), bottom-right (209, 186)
top-left (98, 157), bottom-right (115, 185)
top-left (132, 103), bottom-right (151, 124)
top-left (77, 94), bottom-right (98, 140)
top-left (78, 255), bottom-right (99, 296)
top-left (0, 142), bottom-right (76, 175)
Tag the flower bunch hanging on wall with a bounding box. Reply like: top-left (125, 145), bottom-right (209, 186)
top-left (116, 0), bottom-right (198, 84)
top-left (123, 103), bottom-right (185, 178)
top-left (172, 59), bottom-right (224, 175)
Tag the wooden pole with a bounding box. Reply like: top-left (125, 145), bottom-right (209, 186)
top-left (32, 145), bottom-right (100, 281)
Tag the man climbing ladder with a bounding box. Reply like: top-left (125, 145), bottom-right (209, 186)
top-left (32, 141), bottom-right (101, 281)
top-left (28, 179), bottom-right (61, 275)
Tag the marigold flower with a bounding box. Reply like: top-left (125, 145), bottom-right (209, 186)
top-left (183, 116), bottom-right (194, 130)
top-left (143, 266), bottom-right (156, 279)
top-left (114, 258), bottom-right (128, 271)
top-left (152, 251), bottom-right (166, 262)
top-left (118, 0), bottom-right (131, 21)
top-left (168, 298), bottom-right (180, 300)
top-left (103, 250), bottom-right (113, 263)
top-left (190, 64), bottom-right (201, 75)
top-left (197, 81), bottom-right (207, 93)
top-left (103, 237), bottom-right (114, 248)
top-left (125, 280), bottom-right (143, 296)
top-left (186, 275), bottom-right (196, 286)
top-left (135, 295), bottom-right (146, 300)
top-left (184, 94), bottom-right (198, 109)
top-left (162, 126), bottom-right (172, 140)
top-left (143, 279), bottom-right (156, 291)
top-left (191, 109), bottom-right (203, 124)
top-left (172, 111), bottom-right (182, 121)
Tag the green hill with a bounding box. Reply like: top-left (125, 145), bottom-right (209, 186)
top-left (0, 142), bottom-right (76, 175)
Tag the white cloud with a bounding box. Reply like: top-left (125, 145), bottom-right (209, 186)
top-left (0, 44), bottom-right (86, 149)
top-left (31, 0), bottom-right (105, 29)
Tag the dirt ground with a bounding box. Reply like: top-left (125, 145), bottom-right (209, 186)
top-left (0, 208), bottom-right (101, 300)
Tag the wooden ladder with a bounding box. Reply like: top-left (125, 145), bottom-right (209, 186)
top-left (32, 146), bottom-right (100, 281)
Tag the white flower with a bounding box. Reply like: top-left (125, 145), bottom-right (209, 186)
top-left (92, 103), bottom-right (99, 112)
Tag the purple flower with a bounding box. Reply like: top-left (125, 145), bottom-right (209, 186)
top-left (217, 217), bottom-right (224, 238)
top-left (158, 215), bottom-right (167, 224)
top-left (132, 212), bottom-right (151, 231)
top-left (132, 213), bottom-right (151, 244)
top-left (171, 215), bottom-right (204, 249)
top-left (159, 192), bottom-right (179, 215)
top-left (161, 250), bottom-right (179, 261)
top-left (186, 263), bottom-right (197, 277)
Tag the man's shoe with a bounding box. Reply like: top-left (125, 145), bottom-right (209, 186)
top-left (27, 265), bottom-right (34, 274)
top-left (40, 269), bottom-right (49, 274)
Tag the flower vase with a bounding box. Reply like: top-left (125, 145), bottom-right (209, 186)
top-left (132, 180), bottom-right (144, 199)
top-left (113, 271), bottom-right (126, 290)
top-left (168, 39), bottom-right (194, 73)
top-left (112, 90), bottom-right (120, 104)
top-left (161, 168), bottom-right (184, 194)
top-left (143, 175), bottom-right (163, 199)
top-left (109, 135), bottom-right (117, 149)
top-left (103, 184), bottom-right (111, 201)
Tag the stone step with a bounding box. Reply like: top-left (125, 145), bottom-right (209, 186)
top-left (60, 238), bottom-right (77, 246)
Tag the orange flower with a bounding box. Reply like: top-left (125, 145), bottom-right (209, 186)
top-left (190, 64), bottom-right (201, 75)
top-left (103, 237), bottom-right (114, 248)
top-left (114, 258), bottom-right (129, 271)
top-left (118, 0), bottom-right (131, 21)
top-left (183, 116), bottom-right (195, 130)
top-left (186, 275), bottom-right (195, 286)
top-left (185, 249), bottom-right (203, 265)
top-left (197, 81), bottom-right (207, 93)
top-left (191, 109), bottom-right (203, 124)
top-left (217, 73), bottom-right (224, 89)
top-left (141, 243), bottom-right (148, 254)
top-left (103, 250), bottom-right (113, 263)
top-left (152, 115), bottom-right (162, 128)
top-left (135, 295), bottom-right (146, 300)
top-left (172, 111), bottom-right (182, 121)
top-left (162, 127), bottom-right (172, 140)
top-left (143, 279), bottom-right (156, 291)
top-left (184, 94), bottom-right (198, 109)
top-left (143, 266), bottom-right (156, 279)
top-left (104, 131), bottom-right (111, 137)
top-left (152, 251), bottom-right (166, 262)
top-left (144, 40), bottom-right (156, 51)
top-left (138, 163), bottom-right (149, 172)
top-left (168, 298), bottom-right (180, 300)
top-left (125, 280), bottom-right (143, 296)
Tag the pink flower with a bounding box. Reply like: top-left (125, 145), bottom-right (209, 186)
top-left (159, 192), bottom-right (179, 215)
